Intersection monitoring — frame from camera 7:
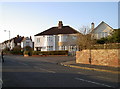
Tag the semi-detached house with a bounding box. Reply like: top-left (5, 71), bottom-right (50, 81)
top-left (34, 21), bottom-right (81, 52)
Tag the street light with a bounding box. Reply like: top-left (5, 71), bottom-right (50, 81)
top-left (4, 30), bottom-right (10, 40)
top-left (4, 30), bottom-right (11, 49)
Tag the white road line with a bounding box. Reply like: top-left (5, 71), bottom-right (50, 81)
top-left (33, 66), bottom-right (56, 73)
top-left (77, 72), bottom-right (114, 81)
top-left (75, 77), bottom-right (113, 88)
top-left (9, 60), bottom-right (29, 66)
top-left (18, 62), bottom-right (29, 66)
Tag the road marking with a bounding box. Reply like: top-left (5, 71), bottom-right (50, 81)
top-left (77, 72), bottom-right (118, 82)
top-left (33, 66), bottom-right (56, 73)
top-left (61, 63), bottom-right (120, 74)
top-left (75, 77), bottom-right (113, 88)
top-left (18, 62), bottom-right (29, 66)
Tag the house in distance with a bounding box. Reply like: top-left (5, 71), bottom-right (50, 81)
top-left (90, 21), bottom-right (114, 39)
top-left (0, 35), bottom-right (33, 51)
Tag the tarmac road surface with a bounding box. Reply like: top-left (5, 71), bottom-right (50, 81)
top-left (2, 55), bottom-right (120, 88)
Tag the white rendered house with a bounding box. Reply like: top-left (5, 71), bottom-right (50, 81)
top-left (21, 37), bottom-right (33, 49)
top-left (34, 21), bottom-right (80, 51)
top-left (90, 21), bottom-right (114, 39)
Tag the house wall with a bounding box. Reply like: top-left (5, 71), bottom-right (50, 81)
top-left (76, 49), bottom-right (120, 67)
top-left (21, 39), bottom-right (33, 48)
top-left (58, 34), bottom-right (78, 51)
top-left (0, 43), bottom-right (2, 51)
top-left (34, 35), bottom-right (56, 51)
top-left (91, 23), bottom-right (113, 39)
top-left (34, 34), bottom-right (79, 52)
top-left (10, 40), bottom-right (15, 50)
top-left (34, 36), bottom-right (43, 50)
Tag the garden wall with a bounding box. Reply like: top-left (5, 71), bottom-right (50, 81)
top-left (76, 49), bottom-right (120, 67)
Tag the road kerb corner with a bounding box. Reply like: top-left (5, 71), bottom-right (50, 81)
top-left (60, 63), bottom-right (120, 74)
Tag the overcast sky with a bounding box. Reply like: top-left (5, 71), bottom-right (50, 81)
top-left (0, 2), bottom-right (118, 43)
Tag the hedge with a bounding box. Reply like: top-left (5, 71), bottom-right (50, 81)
top-left (32, 50), bottom-right (68, 55)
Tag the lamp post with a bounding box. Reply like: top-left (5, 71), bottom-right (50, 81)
top-left (4, 30), bottom-right (10, 40)
top-left (4, 30), bottom-right (11, 49)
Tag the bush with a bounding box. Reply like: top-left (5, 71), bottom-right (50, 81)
top-left (24, 51), bottom-right (29, 55)
top-left (10, 46), bottom-right (23, 55)
top-left (3, 47), bottom-right (10, 54)
top-left (96, 38), bottom-right (108, 44)
top-left (32, 50), bottom-right (68, 55)
top-left (23, 46), bottom-right (33, 51)
top-left (24, 51), bottom-right (33, 56)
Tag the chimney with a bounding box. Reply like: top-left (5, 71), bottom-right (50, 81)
top-left (30, 36), bottom-right (32, 41)
top-left (91, 22), bottom-right (94, 31)
top-left (17, 35), bottom-right (19, 38)
top-left (58, 21), bottom-right (63, 29)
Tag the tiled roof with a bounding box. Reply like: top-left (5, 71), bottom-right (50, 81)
top-left (35, 26), bottom-right (79, 36)
top-left (14, 37), bottom-right (24, 43)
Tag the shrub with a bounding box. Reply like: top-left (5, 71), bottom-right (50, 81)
top-left (3, 47), bottom-right (10, 54)
top-left (96, 38), bottom-right (108, 44)
top-left (11, 46), bottom-right (23, 55)
top-left (24, 51), bottom-right (29, 55)
top-left (32, 50), bottom-right (68, 55)
top-left (23, 46), bottom-right (33, 51)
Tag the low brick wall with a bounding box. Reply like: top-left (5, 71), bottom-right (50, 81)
top-left (76, 49), bottom-right (120, 67)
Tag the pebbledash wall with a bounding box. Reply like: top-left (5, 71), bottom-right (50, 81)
top-left (76, 49), bottom-right (120, 67)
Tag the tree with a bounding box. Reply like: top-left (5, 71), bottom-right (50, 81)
top-left (96, 29), bottom-right (120, 44)
top-left (23, 46), bottom-right (33, 56)
top-left (79, 25), bottom-right (91, 35)
top-left (77, 28), bottom-right (96, 64)
top-left (107, 29), bottom-right (120, 43)
top-left (77, 28), bottom-right (95, 50)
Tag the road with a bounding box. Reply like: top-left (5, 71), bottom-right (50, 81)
top-left (2, 55), bottom-right (120, 88)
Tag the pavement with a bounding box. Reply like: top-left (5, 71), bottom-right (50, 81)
top-left (60, 60), bottom-right (120, 74)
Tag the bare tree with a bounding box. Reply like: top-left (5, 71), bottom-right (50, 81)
top-left (77, 27), bottom-right (96, 64)
top-left (77, 25), bottom-right (94, 50)
top-left (79, 25), bottom-right (91, 35)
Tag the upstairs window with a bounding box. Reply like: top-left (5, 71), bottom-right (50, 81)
top-left (37, 38), bottom-right (40, 43)
top-left (26, 42), bottom-right (30, 46)
top-left (72, 36), bottom-right (77, 40)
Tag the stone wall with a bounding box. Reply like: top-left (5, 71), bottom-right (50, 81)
top-left (76, 49), bottom-right (120, 67)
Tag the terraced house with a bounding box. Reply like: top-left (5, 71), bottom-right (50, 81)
top-left (34, 21), bottom-right (81, 52)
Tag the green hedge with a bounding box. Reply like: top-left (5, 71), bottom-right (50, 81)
top-left (32, 50), bottom-right (68, 55)
top-left (10, 51), bottom-right (23, 55)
